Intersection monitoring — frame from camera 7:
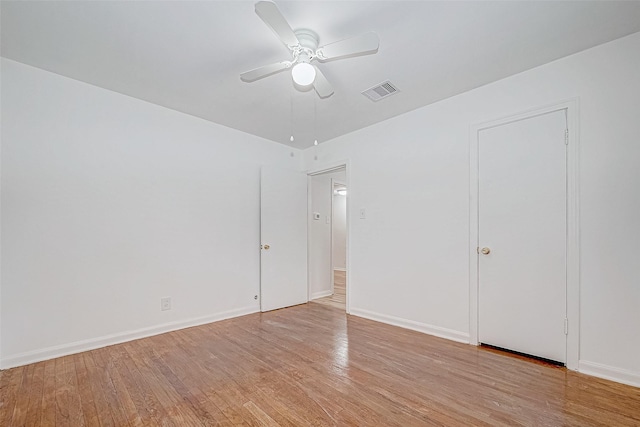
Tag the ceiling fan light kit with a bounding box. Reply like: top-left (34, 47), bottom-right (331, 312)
top-left (240, 1), bottom-right (380, 98)
top-left (291, 62), bottom-right (315, 87)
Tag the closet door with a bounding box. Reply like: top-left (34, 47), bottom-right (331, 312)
top-left (478, 110), bottom-right (567, 363)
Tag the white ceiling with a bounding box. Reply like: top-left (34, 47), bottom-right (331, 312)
top-left (3, 1), bottom-right (640, 149)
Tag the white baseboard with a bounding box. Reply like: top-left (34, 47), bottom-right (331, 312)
top-left (579, 360), bottom-right (640, 388)
top-left (333, 268), bottom-right (346, 272)
top-left (1, 306), bottom-right (258, 369)
top-left (310, 290), bottom-right (333, 300)
top-left (349, 308), bottom-right (469, 344)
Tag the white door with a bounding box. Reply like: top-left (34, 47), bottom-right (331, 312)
top-left (478, 110), bottom-right (567, 363)
top-left (260, 166), bottom-right (308, 312)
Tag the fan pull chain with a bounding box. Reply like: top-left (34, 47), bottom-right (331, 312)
top-left (314, 97), bottom-right (318, 146)
top-left (290, 94), bottom-right (294, 143)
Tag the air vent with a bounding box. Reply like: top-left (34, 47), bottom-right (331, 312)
top-left (362, 81), bottom-right (399, 102)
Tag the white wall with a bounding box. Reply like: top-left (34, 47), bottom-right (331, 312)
top-left (303, 32), bottom-right (640, 386)
top-left (308, 170), bottom-right (345, 299)
top-left (1, 59), bottom-right (302, 368)
top-left (332, 184), bottom-right (347, 270)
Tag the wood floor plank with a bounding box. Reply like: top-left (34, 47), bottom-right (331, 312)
top-left (103, 344), bottom-right (156, 426)
top-left (74, 353), bottom-right (99, 427)
top-left (244, 389), bottom-right (299, 427)
top-left (10, 363), bottom-right (33, 426)
top-left (91, 347), bottom-right (140, 427)
top-left (1, 303), bottom-right (639, 426)
top-left (114, 342), bottom-right (177, 427)
top-left (40, 359), bottom-right (57, 426)
top-left (128, 338), bottom-right (213, 426)
top-left (0, 368), bottom-right (11, 425)
top-left (24, 362), bottom-right (45, 427)
top-left (0, 365), bottom-right (22, 425)
top-left (54, 356), bottom-right (71, 426)
top-left (242, 401), bottom-right (279, 427)
top-left (146, 330), bottom-right (242, 426)
top-left (168, 328), bottom-right (262, 426)
top-left (64, 354), bottom-right (85, 426)
top-left (81, 351), bottom-right (117, 427)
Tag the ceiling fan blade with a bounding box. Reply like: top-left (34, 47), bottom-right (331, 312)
top-left (316, 32), bottom-right (379, 61)
top-left (313, 66), bottom-right (334, 98)
top-left (255, 1), bottom-right (300, 49)
top-left (240, 61), bottom-right (291, 82)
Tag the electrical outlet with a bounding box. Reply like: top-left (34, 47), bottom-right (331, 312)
top-left (161, 297), bottom-right (171, 311)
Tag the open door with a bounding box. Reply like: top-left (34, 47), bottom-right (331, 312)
top-left (260, 166), bottom-right (308, 312)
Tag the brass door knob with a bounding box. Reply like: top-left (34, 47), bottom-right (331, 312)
top-left (263, 244), bottom-right (270, 250)
top-left (480, 247), bottom-right (491, 255)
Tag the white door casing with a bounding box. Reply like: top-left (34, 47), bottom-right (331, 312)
top-left (307, 160), bottom-right (351, 314)
top-left (260, 166), bottom-right (308, 312)
top-left (478, 109), bottom-right (567, 363)
top-left (469, 99), bottom-right (580, 369)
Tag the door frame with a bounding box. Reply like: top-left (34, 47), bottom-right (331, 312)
top-left (307, 160), bottom-right (351, 313)
top-left (469, 99), bottom-right (580, 370)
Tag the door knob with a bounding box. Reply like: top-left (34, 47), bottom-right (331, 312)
top-left (263, 244), bottom-right (270, 250)
top-left (480, 247), bottom-right (491, 255)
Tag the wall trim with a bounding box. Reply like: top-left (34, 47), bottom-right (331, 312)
top-left (469, 98), bottom-right (580, 370)
top-left (1, 306), bottom-right (258, 370)
top-left (310, 290), bottom-right (333, 300)
top-left (350, 308), bottom-right (469, 344)
top-left (579, 360), bottom-right (640, 388)
top-left (333, 268), bottom-right (346, 272)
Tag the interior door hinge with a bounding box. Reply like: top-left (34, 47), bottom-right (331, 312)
top-left (564, 129), bottom-right (569, 145)
top-left (564, 318), bottom-right (569, 335)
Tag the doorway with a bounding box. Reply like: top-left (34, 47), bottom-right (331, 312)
top-left (469, 100), bottom-right (580, 369)
top-left (308, 166), bottom-right (348, 312)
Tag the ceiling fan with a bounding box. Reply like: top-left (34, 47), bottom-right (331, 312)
top-left (240, 1), bottom-right (380, 98)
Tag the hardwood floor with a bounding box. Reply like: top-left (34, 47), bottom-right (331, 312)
top-left (312, 270), bottom-right (346, 310)
top-left (1, 303), bottom-right (639, 426)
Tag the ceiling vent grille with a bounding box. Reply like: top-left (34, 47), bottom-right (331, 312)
top-left (362, 81), bottom-right (399, 102)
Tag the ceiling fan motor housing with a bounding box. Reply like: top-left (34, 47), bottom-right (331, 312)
top-left (294, 29), bottom-right (319, 51)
